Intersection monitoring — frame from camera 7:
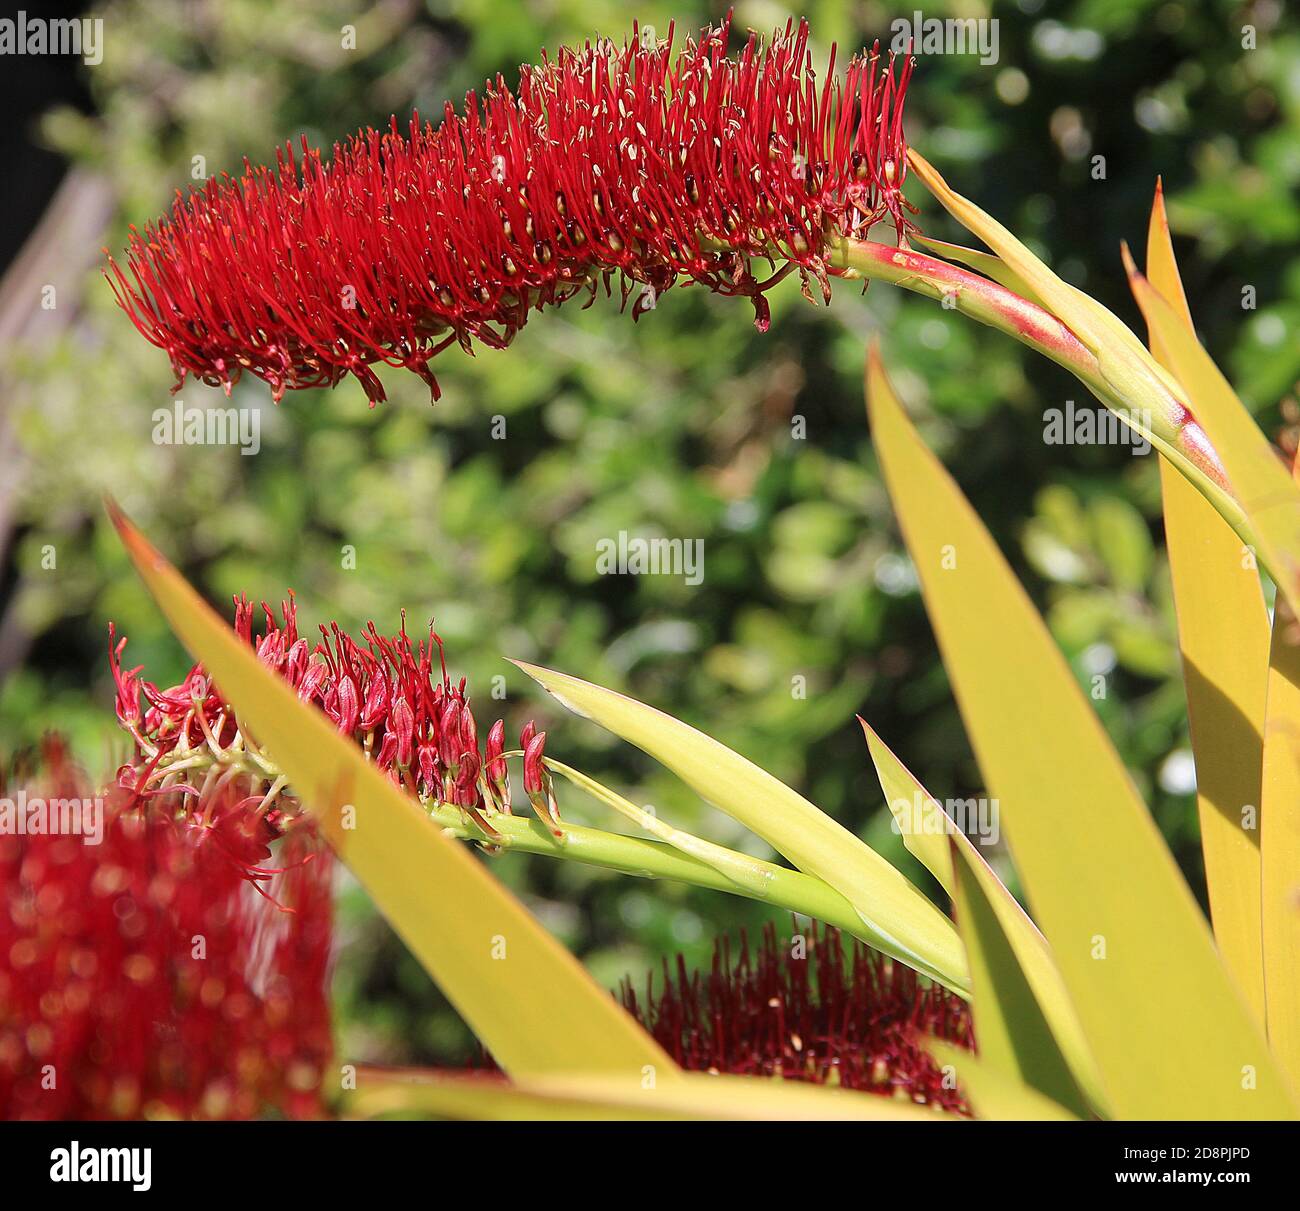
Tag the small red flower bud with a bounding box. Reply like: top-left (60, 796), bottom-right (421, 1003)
top-left (435, 700), bottom-right (458, 766)
top-left (359, 674), bottom-right (390, 731)
top-left (485, 719), bottom-right (506, 782)
top-left (297, 660), bottom-right (329, 702)
top-left (390, 694), bottom-right (415, 767)
top-left (417, 741), bottom-right (439, 793)
top-left (460, 702), bottom-right (478, 753)
top-left (375, 729), bottom-right (399, 770)
top-left (334, 674), bottom-right (360, 735)
top-left (523, 730), bottom-right (547, 795)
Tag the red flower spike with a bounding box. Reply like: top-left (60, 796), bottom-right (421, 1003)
top-left (105, 17), bottom-right (915, 406)
top-left (110, 596), bottom-right (552, 835)
top-left (621, 921), bottom-right (972, 1113)
top-left (0, 744), bottom-right (333, 1120)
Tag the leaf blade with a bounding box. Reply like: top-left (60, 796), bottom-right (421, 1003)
top-left (928, 1043), bottom-right (1076, 1122)
top-left (865, 350), bottom-right (1297, 1120)
top-left (512, 660), bottom-right (970, 994)
top-left (1124, 247), bottom-right (1300, 609)
top-left (351, 1070), bottom-right (956, 1121)
top-left (862, 720), bottom-right (1102, 1116)
top-left (1144, 182), bottom-right (1267, 1020)
top-left (1261, 600), bottom-right (1300, 1089)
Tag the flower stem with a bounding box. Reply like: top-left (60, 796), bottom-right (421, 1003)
top-left (831, 236), bottom-right (1257, 564)
top-left (424, 800), bottom-right (968, 995)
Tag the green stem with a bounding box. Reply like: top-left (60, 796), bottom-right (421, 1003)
top-left (425, 800), bottom-right (968, 996)
top-left (830, 235), bottom-right (1261, 569)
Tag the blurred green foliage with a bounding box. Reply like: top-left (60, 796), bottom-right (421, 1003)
top-left (1, 0), bottom-right (1296, 1067)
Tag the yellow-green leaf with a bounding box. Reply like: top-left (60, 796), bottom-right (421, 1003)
top-left (865, 349), bottom-right (1297, 1120)
top-left (1262, 596), bottom-right (1300, 1089)
top-left (1124, 247), bottom-right (1300, 609)
top-left (108, 503), bottom-right (675, 1083)
top-left (351, 1069), bottom-right (955, 1121)
top-left (862, 718), bottom-right (954, 893)
top-left (928, 1043), bottom-right (1076, 1122)
top-left (512, 660), bottom-right (970, 995)
top-left (907, 149), bottom-right (1191, 417)
top-left (1144, 182), bottom-right (1267, 1020)
top-left (946, 835), bottom-right (1088, 1117)
top-left (862, 720), bottom-right (1103, 1116)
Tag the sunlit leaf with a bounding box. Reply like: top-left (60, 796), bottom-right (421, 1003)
top-left (906, 149), bottom-right (1190, 413)
top-left (108, 502), bottom-right (675, 1082)
top-left (512, 660), bottom-right (970, 995)
top-left (946, 836), bottom-right (1088, 1117)
top-left (928, 1043), bottom-right (1076, 1122)
top-left (1124, 245), bottom-right (1300, 609)
top-left (350, 1069), bottom-right (956, 1121)
top-left (1261, 595), bottom-right (1300, 1090)
top-left (1144, 181), bottom-right (1267, 1020)
top-left (862, 720), bottom-right (1102, 1116)
top-left (865, 350), bottom-right (1298, 1120)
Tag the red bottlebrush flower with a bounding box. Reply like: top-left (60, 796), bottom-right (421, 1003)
top-left (0, 742), bottom-right (333, 1120)
top-left (110, 594), bottom-right (546, 840)
top-left (105, 17), bottom-right (914, 406)
top-left (621, 922), bottom-right (972, 1113)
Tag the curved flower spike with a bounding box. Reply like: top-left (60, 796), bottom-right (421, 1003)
top-left (105, 16), bottom-right (913, 405)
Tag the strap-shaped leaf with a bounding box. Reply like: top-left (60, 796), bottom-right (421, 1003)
top-left (350, 1069), bottom-right (955, 1121)
top-left (512, 660), bottom-right (970, 995)
top-left (108, 503), bottom-right (675, 1082)
top-left (1125, 247), bottom-right (1300, 608)
top-left (1144, 182), bottom-right (1267, 1019)
top-left (946, 837), bottom-right (1088, 1117)
top-left (862, 720), bottom-right (1102, 1116)
top-left (907, 150), bottom-right (1193, 423)
top-left (865, 350), bottom-right (1297, 1120)
top-left (928, 1043), bottom-right (1076, 1122)
top-left (1262, 596), bottom-right (1300, 1089)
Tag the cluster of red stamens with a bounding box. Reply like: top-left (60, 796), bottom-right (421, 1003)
top-left (106, 16), bottom-right (914, 405)
top-left (0, 740), bottom-right (333, 1120)
top-left (110, 594), bottom-right (554, 841)
top-left (622, 922), bottom-right (973, 1112)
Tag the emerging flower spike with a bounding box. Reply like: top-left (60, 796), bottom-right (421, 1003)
top-left (105, 16), bottom-right (914, 405)
top-left (0, 740), bottom-right (333, 1120)
top-left (621, 922), bottom-right (972, 1112)
top-left (110, 594), bottom-right (554, 840)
